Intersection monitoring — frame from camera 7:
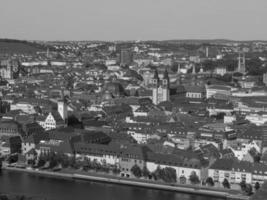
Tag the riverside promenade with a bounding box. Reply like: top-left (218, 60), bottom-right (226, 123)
top-left (2, 166), bottom-right (249, 200)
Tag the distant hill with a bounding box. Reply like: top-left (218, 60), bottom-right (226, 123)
top-left (0, 39), bottom-right (46, 54)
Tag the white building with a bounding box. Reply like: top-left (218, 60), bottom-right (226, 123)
top-left (209, 159), bottom-right (267, 185)
top-left (206, 85), bottom-right (232, 99)
top-left (230, 141), bottom-right (261, 161)
top-left (214, 66), bottom-right (227, 76)
top-left (10, 102), bottom-right (36, 114)
top-left (224, 115), bottom-right (236, 124)
top-left (146, 152), bottom-right (202, 183)
top-left (208, 159), bottom-right (252, 184)
top-left (37, 111), bottom-right (65, 131)
top-left (245, 113), bottom-right (267, 126)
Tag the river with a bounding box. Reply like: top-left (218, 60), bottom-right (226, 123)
top-left (0, 170), bottom-right (224, 200)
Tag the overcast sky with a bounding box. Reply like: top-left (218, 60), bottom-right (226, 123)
top-left (0, 0), bottom-right (266, 41)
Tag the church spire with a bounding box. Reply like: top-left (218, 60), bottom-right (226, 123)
top-left (163, 68), bottom-right (169, 80)
top-left (153, 69), bottom-right (159, 79)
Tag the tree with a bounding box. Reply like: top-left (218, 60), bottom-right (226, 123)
top-left (153, 166), bottom-right (177, 183)
top-left (180, 176), bottom-right (187, 184)
top-left (112, 166), bottom-right (121, 174)
top-left (245, 184), bottom-right (253, 195)
top-left (37, 158), bottom-right (46, 167)
top-left (131, 165), bottom-right (142, 178)
top-left (49, 156), bottom-right (58, 169)
top-left (7, 154), bottom-right (18, 164)
top-left (253, 154), bottom-right (261, 163)
top-left (251, 181), bottom-right (267, 200)
top-left (27, 159), bottom-right (35, 166)
top-left (189, 171), bottom-right (200, 184)
top-left (142, 166), bottom-right (150, 178)
top-left (222, 178), bottom-right (230, 189)
top-left (240, 180), bottom-right (247, 191)
top-left (255, 182), bottom-right (260, 191)
top-left (161, 167), bottom-right (177, 183)
top-left (206, 177), bottom-right (215, 186)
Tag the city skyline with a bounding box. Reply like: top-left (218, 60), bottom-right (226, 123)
top-left (0, 0), bottom-right (267, 41)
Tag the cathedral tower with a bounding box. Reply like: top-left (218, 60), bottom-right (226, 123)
top-left (152, 69), bottom-right (170, 105)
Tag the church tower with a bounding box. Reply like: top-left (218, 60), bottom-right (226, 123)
top-left (57, 100), bottom-right (68, 121)
top-left (237, 52), bottom-right (246, 74)
top-left (151, 69), bottom-right (170, 105)
top-left (152, 70), bottom-right (160, 105)
top-left (162, 69), bottom-right (170, 102)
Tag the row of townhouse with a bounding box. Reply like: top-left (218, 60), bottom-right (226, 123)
top-left (73, 142), bottom-right (204, 180)
top-left (208, 158), bottom-right (267, 185)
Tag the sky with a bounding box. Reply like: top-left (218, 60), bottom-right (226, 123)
top-left (0, 0), bottom-right (267, 41)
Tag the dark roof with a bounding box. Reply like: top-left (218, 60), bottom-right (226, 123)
top-left (221, 148), bottom-right (234, 155)
top-left (184, 85), bottom-right (205, 93)
top-left (24, 132), bottom-right (49, 144)
top-left (83, 120), bottom-right (107, 127)
top-left (200, 143), bottom-right (221, 159)
top-left (50, 111), bottom-right (64, 123)
top-left (210, 158), bottom-right (235, 171)
top-left (147, 151), bottom-right (202, 169)
top-left (238, 125), bottom-right (263, 141)
top-left (0, 119), bottom-right (21, 129)
top-left (210, 159), bottom-right (252, 173)
top-left (74, 143), bottom-right (150, 160)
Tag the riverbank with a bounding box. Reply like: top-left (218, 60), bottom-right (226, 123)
top-left (2, 166), bottom-right (249, 200)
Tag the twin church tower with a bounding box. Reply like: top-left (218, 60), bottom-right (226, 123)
top-left (151, 69), bottom-right (170, 105)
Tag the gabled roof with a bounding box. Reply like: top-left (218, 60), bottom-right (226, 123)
top-left (50, 111), bottom-right (64, 123)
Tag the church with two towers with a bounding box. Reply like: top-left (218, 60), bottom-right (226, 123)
top-left (151, 69), bottom-right (170, 105)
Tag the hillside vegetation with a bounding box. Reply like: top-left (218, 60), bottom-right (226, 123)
top-left (0, 39), bottom-right (46, 54)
